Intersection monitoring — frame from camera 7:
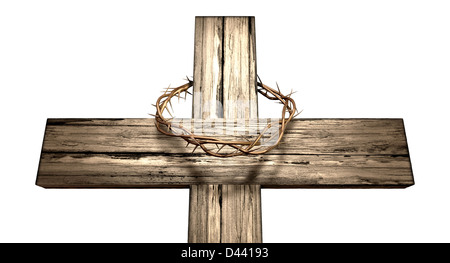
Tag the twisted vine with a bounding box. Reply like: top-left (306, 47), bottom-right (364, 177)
top-left (152, 77), bottom-right (299, 157)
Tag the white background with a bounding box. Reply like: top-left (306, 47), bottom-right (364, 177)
top-left (1, 0), bottom-right (449, 242)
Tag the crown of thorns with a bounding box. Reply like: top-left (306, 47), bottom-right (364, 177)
top-left (152, 76), bottom-right (299, 157)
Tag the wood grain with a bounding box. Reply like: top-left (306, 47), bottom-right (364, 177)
top-left (189, 16), bottom-right (261, 243)
top-left (189, 185), bottom-right (221, 242)
top-left (36, 118), bottom-right (414, 188)
top-left (222, 17), bottom-right (258, 120)
top-left (193, 17), bottom-right (224, 119)
top-left (40, 118), bottom-right (410, 155)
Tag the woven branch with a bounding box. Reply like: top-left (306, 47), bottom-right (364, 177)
top-left (153, 77), bottom-right (298, 157)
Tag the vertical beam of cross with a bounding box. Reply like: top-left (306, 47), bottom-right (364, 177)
top-left (188, 16), bottom-right (262, 243)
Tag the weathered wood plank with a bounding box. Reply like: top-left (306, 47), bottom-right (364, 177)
top-left (221, 185), bottom-right (261, 242)
top-left (222, 17), bottom-right (258, 120)
top-left (36, 149), bottom-right (413, 188)
top-left (36, 118), bottom-right (413, 188)
top-left (188, 185), bottom-right (221, 242)
top-left (41, 119), bottom-right (409, 155)
top-left (190, 16), bottom-right (261, 243)
top-left (193, 17), bottom-right (224, 119)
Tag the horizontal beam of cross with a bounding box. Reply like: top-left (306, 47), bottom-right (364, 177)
top-left (36, 118), bottom-right (414, 188)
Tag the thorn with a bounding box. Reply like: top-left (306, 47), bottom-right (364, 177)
top-left (287, 89), bottom-right (297, 98)
top-left (215, 143), bottom-right (220, 149)
top-left (257, 74), bottom-right (263, 84)
top-left (185, 75), bottom-right (193, 83)
top-left (294, 109), bottom-right (303, 118)
top-left (177, 91), bottom-right (181, 103)
top-left (168, 99), bottom-right (174, 113)
top-left (192, 145), bottom-right (199, 153)
top-left (161, 85), bottom-right (171, 94)
top-left (276, 82), bottom-right (281, 93)
top-left (166, 107), bottom-right (173, 118)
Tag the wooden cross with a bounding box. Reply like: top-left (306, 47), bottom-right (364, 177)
top-left (36, 16), bottom-right (414, 243)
